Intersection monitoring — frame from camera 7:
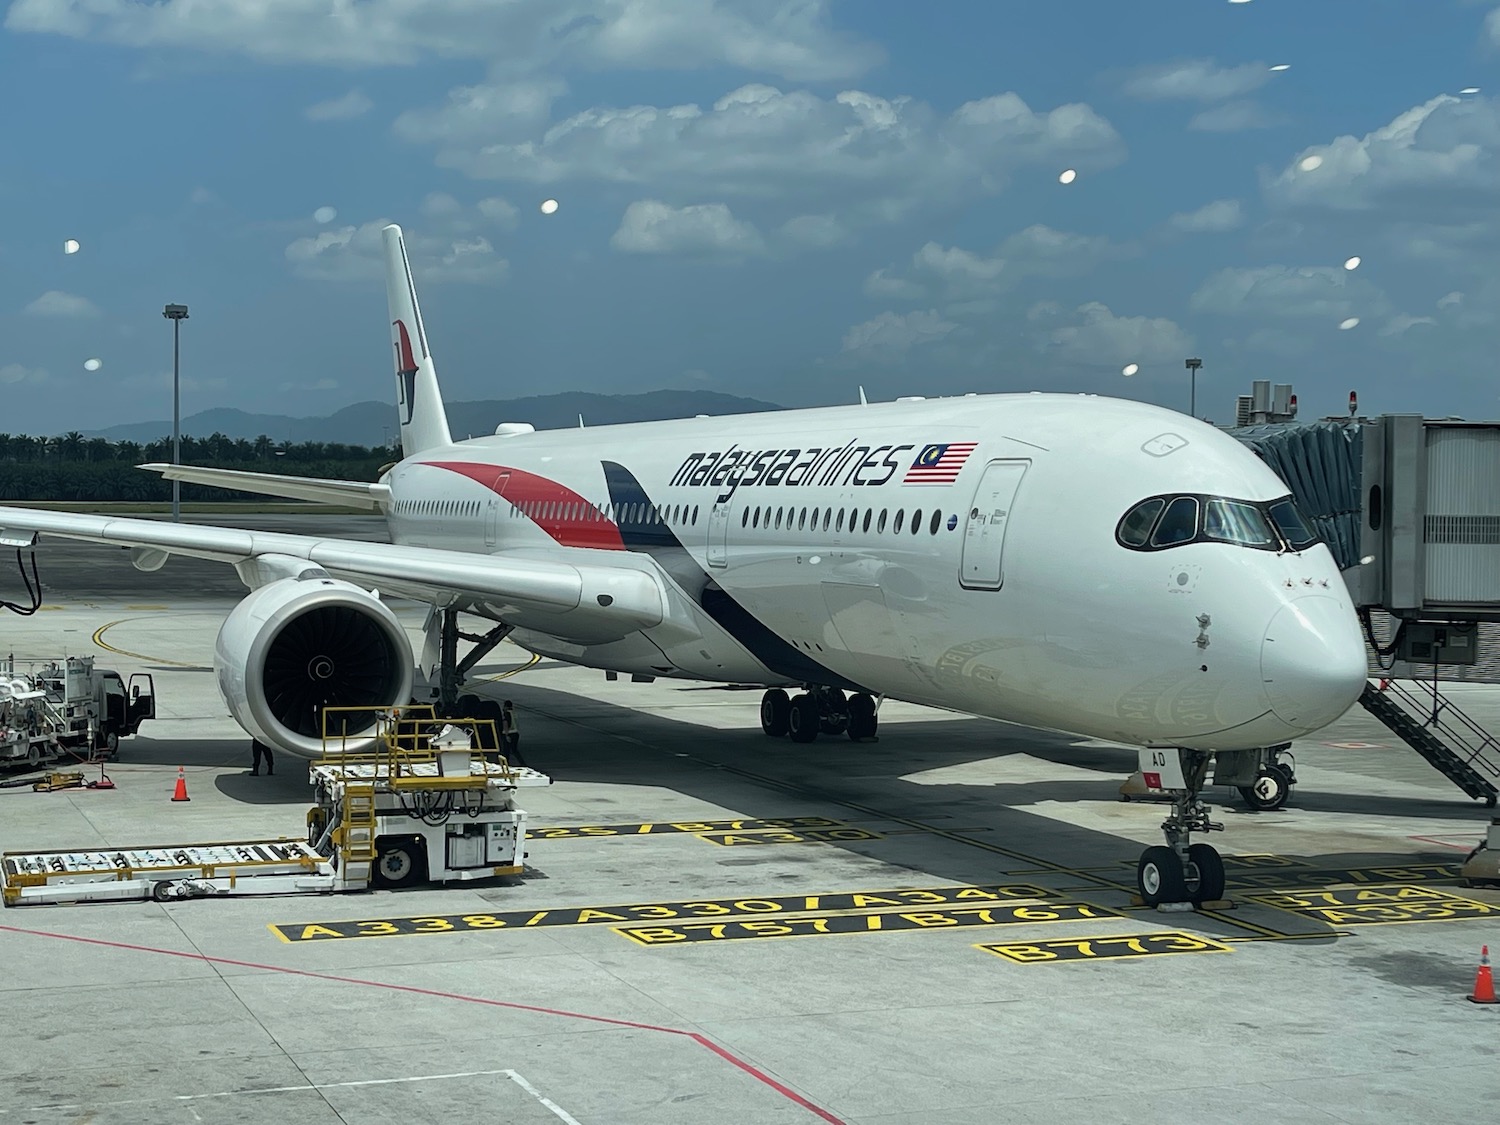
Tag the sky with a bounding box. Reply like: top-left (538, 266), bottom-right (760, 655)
top-left (2, 0), bottom-right (1499, 439)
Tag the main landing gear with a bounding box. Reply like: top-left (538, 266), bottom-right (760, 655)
top-left (760, 686), bottom-right (878, 742)
top-left (1136, 749), bottom-right (1227, 908)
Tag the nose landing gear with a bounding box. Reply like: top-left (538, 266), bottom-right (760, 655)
top-left (1135, 749), bottom-right (1227, 908)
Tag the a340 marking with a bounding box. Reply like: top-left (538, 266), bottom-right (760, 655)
top-left (1244, 884), bottom-right (1498, 927)
top-left (615, 902), bottom-right (1120, 946)
top-left (269, 882), bottom-right (1056, 942)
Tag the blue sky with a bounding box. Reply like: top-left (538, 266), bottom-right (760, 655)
top-left (3, 0), bottom-right (1499, 438)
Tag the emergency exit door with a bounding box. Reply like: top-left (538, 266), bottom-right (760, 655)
top-left (959, 460), bottom-right (1029, 590)
top-left (707, 499), bottom-right (731, 567)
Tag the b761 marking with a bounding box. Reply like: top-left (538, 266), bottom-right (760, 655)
top-left (614, 902), bottom-right (1118, 946)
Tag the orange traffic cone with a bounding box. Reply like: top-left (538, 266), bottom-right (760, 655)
top-left (1469, 945), bottom-right (1496, 1004)
top-left (170, 766), bottom-right (190, 803)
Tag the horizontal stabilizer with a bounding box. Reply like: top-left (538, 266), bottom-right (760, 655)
top-left (138, 463), bottom-right (391, 509)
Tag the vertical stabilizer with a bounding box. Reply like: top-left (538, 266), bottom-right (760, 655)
top-left (383, 224), bottom-right (453, 457)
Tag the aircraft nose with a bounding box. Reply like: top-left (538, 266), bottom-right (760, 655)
top-left (1260, 595), bottom-right (1368, 733)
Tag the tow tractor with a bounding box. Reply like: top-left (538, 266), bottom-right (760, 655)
top-left (0, 654), bottom-right (154, 765)
top-left (1, 706), bottom-right (549, 906)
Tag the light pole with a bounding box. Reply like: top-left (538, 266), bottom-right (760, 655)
top-left (163, 304), bottom-right (189, 522)
top-left (1184, 357), bottom-right (1202, 419)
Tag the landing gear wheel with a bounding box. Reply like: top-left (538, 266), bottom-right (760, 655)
top-left (1186, 843), bottom-right (1226, 904)
top-left (1239, 764), bottom-right (1292, 812)
top-left (456, 693), bottom-right (483, 718)
top-left (760, 689), bottom-right (790, 737)
top-left (787, 694), bottom-right (819, 743)
top-left (374, 839), bottom-right (424, 888)
top-left (1137, 845), bottom-right (1187, 907)
top-left (818, 688), bottom-right (848, 736)
top-left (847, 693), bottom-right (878, 741)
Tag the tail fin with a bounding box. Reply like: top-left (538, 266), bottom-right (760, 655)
top-left (382, 224), bottom-right (453, 457)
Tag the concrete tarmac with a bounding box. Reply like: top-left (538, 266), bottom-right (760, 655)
top-left (1, 514), bottom-right (1498, 1124)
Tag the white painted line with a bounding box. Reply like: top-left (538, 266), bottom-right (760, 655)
top-left (174, 1069), bottom-right (518, 1100)
top-left (507, 1070), bottom-right (585, 1125)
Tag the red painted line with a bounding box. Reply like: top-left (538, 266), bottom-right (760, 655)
top-left (0, 923), bottom-right (847, 1124)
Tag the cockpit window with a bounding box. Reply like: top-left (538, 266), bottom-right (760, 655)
top-left (1150, 497), bottom-right (1199, 547)
top-left (1203, 499), bottom-right (1277, 548)
top-left (1117, 492), bottom-right (1314, 553)
top-left (1268, 498), bottom-right (1319, 550)
top-left (1117, 498), bottom-right (1165, 547)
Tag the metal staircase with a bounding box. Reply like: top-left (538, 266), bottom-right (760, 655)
top-left (338, 782), bottom-right (378, 865)
top-left (1358, 680), bottom-right (1500, 806)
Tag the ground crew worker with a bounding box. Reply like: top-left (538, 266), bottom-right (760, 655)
top-left (250, 739), bottom-right (274, 776)
top-left (500, 700), bottom-right (527, 767)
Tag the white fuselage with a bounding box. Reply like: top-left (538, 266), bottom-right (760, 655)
top-left (378, 393), bottom-right (1369, 752)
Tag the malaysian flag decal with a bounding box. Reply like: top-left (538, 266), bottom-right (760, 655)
top-left (903, 442), bottom-right (978, 484)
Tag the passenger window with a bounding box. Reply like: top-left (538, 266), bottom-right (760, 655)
top-left (1150, 497), bottom-right (1199, 547)
top-left (836, 509), bottom-right (845, 532)
top-left (862, 510), bottom-right (872, 533)
top-left (798, 508), bottom-right (807, 531)
top-left (877, 509), bottom-right (888, 533)
top-left (894, 509), bottom-right (904, 533)
top-left (1204, 499), bottom-right (1276, 548)
top-left (811, 507), bottom-right (820, 531)
top-left (775, 507), bottom-right (784, 530)
top-left (1268, 498), bottom-right (1319, 549)
top-left (912, 509), bottom-right (921, 535)
top-left (929, 510), bottom-right (941, 535)
top-left (741, 508), bottom-right (749, 528)
top-left (1118, 498), bottom-right (1165, 547)
top-left (822, 508), bottom-right (831, 532)
top-left (692, 505), bottom-right (699, 525)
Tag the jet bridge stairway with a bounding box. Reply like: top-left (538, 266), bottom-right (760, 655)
top-left (1358, 680), bottom-right (1500, 807)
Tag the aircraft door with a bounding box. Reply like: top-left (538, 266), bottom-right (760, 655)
top-left (707, 498), bottom-right (732, 568)
top-left (485, 471), bottom-right (511, 547)
top-left (959, 460), bottom-right (1029, 590)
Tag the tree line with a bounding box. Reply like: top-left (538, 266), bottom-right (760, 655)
top-left (0, 432), bottom-right (397, 502)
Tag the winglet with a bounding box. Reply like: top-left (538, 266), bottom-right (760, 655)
top-left (858, 385), bottom-right (868, 406)
top-left (382, 224), bottom-right (453, 457)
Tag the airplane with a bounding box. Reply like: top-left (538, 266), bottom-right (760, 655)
top-left (0, 223), bottom-right (1370, 907)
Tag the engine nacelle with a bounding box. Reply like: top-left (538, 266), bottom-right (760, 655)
top-left (214, 575), bottom-right (413, 759)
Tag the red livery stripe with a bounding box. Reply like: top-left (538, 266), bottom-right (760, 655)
top-left (421, 460), bottom-right (626, 550)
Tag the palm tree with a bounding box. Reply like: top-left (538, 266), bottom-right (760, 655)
top-left (60, 431), bottom-right (85, 461)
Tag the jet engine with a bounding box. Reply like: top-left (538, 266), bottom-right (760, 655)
top-left (214, 574), bottom-right (413, 758)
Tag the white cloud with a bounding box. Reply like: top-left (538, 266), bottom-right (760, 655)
top-left (841, 310), bottom-right (957, 357)
top-left (285, 194), bottom-right (513, 282)
top-left (5, 0), bottom-right (882, 80)
top-left (1265, 95), bottom-right (1500, 218)
top-left (23, 290), bottom-right (99, 317)
top-left (0, 364), bottom-right (48, 385)
top-left (1168, 199), bottom-right (1244, 233)
top-left (1378, 314), bottom-right (1437, 337)
top-left (1188, 100), bottom-right (1277, 132)
top-left (1438, 290), bottom-right (1464, 308)
top-left (1042, 302), bottom-right (1193, 366)
top-left (420, 84), bottom-right (1125, 228)
top-left (393, 76), bottom-right (565, 145)
top-left (776, 214), bottom-right (848, 249)
top-left (1190, 265), bottom-right (1390, 320)
top-left (305, 89), bottom-right (372, 122)
top-left (610, 200), bottom-right (765, 258)
top-left (1121, 58), bottom-right (1270, 101)
top-left (864, 224), bottom-right (1130, 304)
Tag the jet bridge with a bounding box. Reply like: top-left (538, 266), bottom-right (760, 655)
top-left (1231, 408), bottom-right (1500, 805)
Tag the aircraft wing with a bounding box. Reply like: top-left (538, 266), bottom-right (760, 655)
top-left (138, 463), bottom-right (392, 509)
top-left (0, 506), bottom-right (664, 639)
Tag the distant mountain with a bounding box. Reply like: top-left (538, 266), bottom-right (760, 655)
top-left (82, 390), bottom-right (784, 445)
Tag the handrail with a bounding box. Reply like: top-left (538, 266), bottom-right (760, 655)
top-left (1375, 679), bottom-right (1500, 782)
top-left (316, 704), bottom-right (511, 783)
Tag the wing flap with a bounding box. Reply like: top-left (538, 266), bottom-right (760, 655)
top-left (138, 463), bottom-right (391, 509)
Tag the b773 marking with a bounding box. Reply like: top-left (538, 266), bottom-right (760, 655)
top-left (978, 931), bottom-right (1233, 964)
